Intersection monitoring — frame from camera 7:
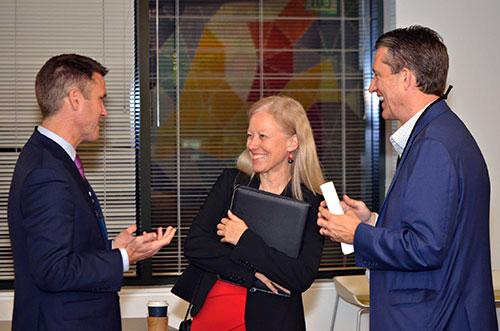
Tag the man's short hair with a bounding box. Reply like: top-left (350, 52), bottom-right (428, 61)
top-left (375, 25), bottom-right (449, 96)
top-left (35, 54), bottom-right (108, 118)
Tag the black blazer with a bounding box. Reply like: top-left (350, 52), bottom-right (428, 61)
top-left (8, 129), bottom-right (123, 331)
top-left (172, 169), bottom-right (326, 331)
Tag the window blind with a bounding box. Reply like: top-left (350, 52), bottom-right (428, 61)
top-left (0, 0), bottom-right (136, 282)
top-left (145, 0), bottom-right (382, 276)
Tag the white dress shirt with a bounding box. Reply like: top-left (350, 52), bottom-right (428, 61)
top-left (389, 104), bottom-right (430, 157)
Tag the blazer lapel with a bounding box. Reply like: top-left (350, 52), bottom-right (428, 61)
top-left (34, 130), bottom-right (90, 196)
top-left (33, 130), bottom-right (107, 243)
top-left (377, 100), bottom-right (450, 225)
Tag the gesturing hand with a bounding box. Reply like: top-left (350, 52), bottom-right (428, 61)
top-left (113, 224), bottom-right (136, 249)
top-left (217, 210), bottom-right (248, 245)
top-left (125, 226), bottom-right (176, 264)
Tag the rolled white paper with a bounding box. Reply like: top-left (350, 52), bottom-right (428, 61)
top-left (320, 181), bottom-right (354, 255)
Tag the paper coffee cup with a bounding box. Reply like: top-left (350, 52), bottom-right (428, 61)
top-left (147, 300), bottom-right (168, 317)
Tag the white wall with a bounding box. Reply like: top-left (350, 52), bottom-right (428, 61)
top-left (394, 0), bottom-right (500, 268)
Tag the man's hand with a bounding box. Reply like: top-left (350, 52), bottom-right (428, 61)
top-left (112, 224), bottom-right (136, 249)
top-left (125, 226), bottom-right (176, 264)
top-left (217, 210), bottom-right (248, 245)
top-left (340, 195), bottom-right (373, 222)
top-left (255, 272), bottom-right (290, 295)
top-left (317, 204), bottom-right (361, 244)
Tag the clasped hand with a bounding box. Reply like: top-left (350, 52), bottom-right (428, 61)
top-left (255, 272), bottom-right (290, 295)
top-left (217, 210), bottom-right (248, 245)
top-left (217, 212), bottom-right (290, 295)
top-left (113, 224), bottom-right (176, 264)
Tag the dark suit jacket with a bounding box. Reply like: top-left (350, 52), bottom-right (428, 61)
top-left (354, 101), bottom-right (498, 330)
top-left (8, 129), bottom-right (124, 331)
top-left (172, 168), bottom-right (326, 331)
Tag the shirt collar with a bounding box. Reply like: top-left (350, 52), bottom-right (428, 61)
top-left (389, 103), bottom-right (431, 156)
top-left (37, 126), bottom-right (77, 161)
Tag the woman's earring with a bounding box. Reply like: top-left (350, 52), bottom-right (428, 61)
top-left (288, 152), bottom-right (294, 164)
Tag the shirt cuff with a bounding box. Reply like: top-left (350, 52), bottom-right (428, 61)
top-left (118, 248), bottom-right (130, 272)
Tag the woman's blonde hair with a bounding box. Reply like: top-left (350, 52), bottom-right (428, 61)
top-left (237, 95), bottom-right (324, 200)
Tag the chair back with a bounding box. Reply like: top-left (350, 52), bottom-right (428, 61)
top-left (334, 275), bottom-right (370, 308)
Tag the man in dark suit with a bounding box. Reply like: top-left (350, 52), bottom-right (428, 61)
top-left (8, 54), bottom-right (176, 331)
top-left (317, 26), bottom-right (498, 330)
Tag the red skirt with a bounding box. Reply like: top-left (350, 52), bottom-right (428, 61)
top-left (191, 280), bottom-right (247, 331)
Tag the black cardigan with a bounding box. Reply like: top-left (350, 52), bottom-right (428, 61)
top-left (172, 168), bottom-right (327, 331)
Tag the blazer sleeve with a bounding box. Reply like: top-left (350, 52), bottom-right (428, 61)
top-left (183, 169), bottom-right (256, 287)
top-left (230, 194), bottom-right (325, 293)
top-left (20, 168), bottom-right (123, 293)
top-left (354, 138), bottom-right (459, 271)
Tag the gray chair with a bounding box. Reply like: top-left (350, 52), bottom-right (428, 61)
top-left (493, 270), bottom-right (500, 308)
top-left (331, 275), bottom-right (370, 331)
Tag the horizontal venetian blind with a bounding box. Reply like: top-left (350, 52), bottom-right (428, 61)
top-left (146, 0), bottom-right (381, 275)
top-left (0, 0), bottom-right (136, 281)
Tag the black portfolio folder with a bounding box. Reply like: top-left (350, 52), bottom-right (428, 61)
top-left (229, 185), bottom-right (311, 295)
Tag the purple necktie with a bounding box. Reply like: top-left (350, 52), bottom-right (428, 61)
top-left (74, 155), bottom-right (85, 178)
top-left (74, 154), bottom-right (108, 240)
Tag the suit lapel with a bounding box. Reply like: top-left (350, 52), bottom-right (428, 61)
top-left (377, 100), bottom-right (450, 225)
top-left (33, 130), bottom-right (91, 198)
top-left (32, 130), bottom-right (108, 243)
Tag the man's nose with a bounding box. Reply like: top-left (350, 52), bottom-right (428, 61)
top-left (368, 79), bottom-right (376, 93)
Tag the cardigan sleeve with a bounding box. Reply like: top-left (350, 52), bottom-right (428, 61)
top-left (229, 191), bottom-right (325, 293)
top-left (184, 169), bottom-right (255, 287)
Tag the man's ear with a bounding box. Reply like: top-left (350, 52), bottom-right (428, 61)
top-left (67, 87), bottom-right (83, 111)
top-left (400, 67), bottom-right (414, 90)
top-left (287, 134), bottom-right (299, 152)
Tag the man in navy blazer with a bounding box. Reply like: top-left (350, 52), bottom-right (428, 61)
top-left (317, 26), bottom-right (498, 330)
top-left (8, 54), bottom-right (176, 330)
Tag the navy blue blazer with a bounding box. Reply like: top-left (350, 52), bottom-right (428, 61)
top-left (8, 129), bottom-right (124, 331)
top-left (354, 101), bottom-right (497, 330)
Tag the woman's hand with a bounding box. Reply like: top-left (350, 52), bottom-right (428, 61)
top-left (255, 272), bottom-right (291, 295)
top-left (217, 210), bottom-right (248, 245)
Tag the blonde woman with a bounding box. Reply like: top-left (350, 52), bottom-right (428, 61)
top-left (173, 96), bottom-right (327, 331)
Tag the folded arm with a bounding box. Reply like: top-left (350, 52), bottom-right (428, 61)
top-left (183, 170), bottom-right (256, 286)
top-left (229, 197), bottom-right (325, 293)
